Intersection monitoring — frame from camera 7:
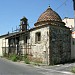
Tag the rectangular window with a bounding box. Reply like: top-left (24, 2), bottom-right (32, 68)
top-left (35, 32), bottom-right (41, 43)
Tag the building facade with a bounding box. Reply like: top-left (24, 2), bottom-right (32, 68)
top-left (1, 6), bottom-right (71, 65)
top-left (0, 34), bottom-right (9, 56)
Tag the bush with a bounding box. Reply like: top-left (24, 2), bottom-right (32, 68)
top-left (24, 58), bottom-right (30, 64)
top-left (23, 54), bottom-right (30, 64)
top-left (17, 55), bottom-right (23, 61)
top-left (5, 53), bottom-right (30, 64)
top-left (9, 54), bottom-right (18, 62)
top-left (24, 54), bottom-right (28, 59)
top-left (71, 67), bottom-right (75, 73)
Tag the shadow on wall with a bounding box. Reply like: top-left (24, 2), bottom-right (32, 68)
top-left (71, 32), bottom-right (75, 61)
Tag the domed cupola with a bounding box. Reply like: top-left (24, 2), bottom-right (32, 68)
top-left (34, 6), bottom-right (65, 26)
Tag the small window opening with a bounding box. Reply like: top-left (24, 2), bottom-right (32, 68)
top-left (35, 32), bottom-right (41, 43)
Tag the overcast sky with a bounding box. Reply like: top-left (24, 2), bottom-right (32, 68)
top-left (0, 0), bottom-right (74, 35)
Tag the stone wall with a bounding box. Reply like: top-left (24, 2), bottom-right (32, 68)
top-left (50, 26), bottom-right (71, 64)
top-left (29, 26), bottom-right (50, 64)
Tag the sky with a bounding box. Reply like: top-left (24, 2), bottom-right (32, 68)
top-left (0, 0), bottom-right (74, 35)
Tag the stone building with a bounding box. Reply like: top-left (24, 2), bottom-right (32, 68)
top-left (4, 6), bottom-right (71, 65)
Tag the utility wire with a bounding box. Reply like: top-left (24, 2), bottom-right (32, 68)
top-left (54, 0), bottom-right (73, 19)
top-left (55, 0), bottom-right (68, 10)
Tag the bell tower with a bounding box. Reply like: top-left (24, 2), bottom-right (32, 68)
top-left (20, 16), bottom-right (28, 32)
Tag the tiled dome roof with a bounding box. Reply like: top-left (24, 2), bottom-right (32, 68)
top-left (34, 6), bottom-right (63, 26)
top-left (37, 6), bottom-right (62, 22)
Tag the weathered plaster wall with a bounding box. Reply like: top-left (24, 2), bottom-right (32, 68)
top-left (19, 34), bottom-right (30, 55)
top-left (19, 40), bottom-right (25, 54)
top-left (29, 26), bottom-right (50, 64)
top-left (0, 38), bottom-right (8, 56)
top-left (0, 38), bottom-right (3, 56)
top-left (63, 18), bottom-right (74, 29)
top-left (50, 26), bottom-right (71, 64)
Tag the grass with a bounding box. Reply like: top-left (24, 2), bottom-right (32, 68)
top-left (71, 67), bottom-right (75, 73)
top-left (23, 54), bottom-right (30, 64)
top-left (24, 58), bottom-right (30, 64)
top-left (9, 54), bottom-right (18, 62)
